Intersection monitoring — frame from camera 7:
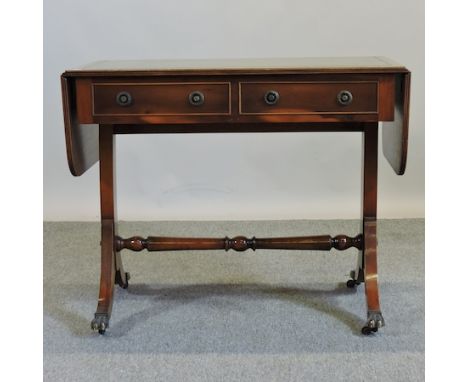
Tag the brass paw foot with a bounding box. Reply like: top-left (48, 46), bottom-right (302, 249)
top-left (91, 314), bottom-right (110, 335)
top-left (361, 311), bottom-right (385, 335)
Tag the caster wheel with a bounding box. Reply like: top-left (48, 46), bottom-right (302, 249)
top-left (123, 272), bottom-right (130, 289)
top-left (116, 270), bottom-right (130, 289)
top-left (361, 326), bottom-right (379, 335)
top-left (346, 279), bottom-right (360, 288)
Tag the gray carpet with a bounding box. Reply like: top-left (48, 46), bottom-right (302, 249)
top-left (44, 219), bottom-right (424, 381)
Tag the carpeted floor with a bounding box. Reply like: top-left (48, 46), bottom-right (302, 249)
top-left (44, 219), bottom-right (424, 381)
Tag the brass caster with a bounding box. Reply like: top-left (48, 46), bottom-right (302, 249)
top-left (91, 314), bottom-right (109, 335)
top-left (361, 326), bottom-right (379, 335)
top-left (346, 279), bottom-right (360, 288)
top-left (347, 270), bottom-right (362, 288)
top-left (115, 270), bottom-right (130, 289)
top-left (362, 311), bottom-right (385, 335)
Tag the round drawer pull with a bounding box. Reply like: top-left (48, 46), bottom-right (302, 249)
top-left (337, 90), bottom-right (353, 106)
top-left (189, 91), bottom-right (205, 106)
top-left (264, 90), bottom-right (279, 105)
top-left (116, 91), bottom-right (132, 107)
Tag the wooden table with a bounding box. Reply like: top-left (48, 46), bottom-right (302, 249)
top-left (61, 57), bottom-right (410, 336)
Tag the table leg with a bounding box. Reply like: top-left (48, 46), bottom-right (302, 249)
top-left (91, 124), bottom-right (128, 335)
top-left (347, 123), bottom-right (385, 333)
top-left (360, 123), bottom-right (385, 334)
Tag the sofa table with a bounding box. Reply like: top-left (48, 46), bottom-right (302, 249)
top-left (61, 57), bottom-right (411, 335)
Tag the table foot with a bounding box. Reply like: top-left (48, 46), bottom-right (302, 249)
top-left (362, 220), bottom-right (384, 335)
top-left (91, 313), bottom-right (109, 335)
top-left (361, 311), bottom-right (385, 335)
top-left (93, 220), bottom-right (116, 334)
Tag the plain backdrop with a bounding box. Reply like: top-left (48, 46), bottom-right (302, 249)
top-left (43, 0), bottom-right (424, 221)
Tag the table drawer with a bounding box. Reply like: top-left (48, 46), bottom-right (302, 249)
top-left (239, 82), bottom-right (377, 115)
top-left (93, 82), bottom-right (231, 116)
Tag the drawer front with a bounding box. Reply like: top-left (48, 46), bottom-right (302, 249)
top-left (239, 82), bottom-right (377, 115)
top-left (93, 82), bottom-right (231, 116)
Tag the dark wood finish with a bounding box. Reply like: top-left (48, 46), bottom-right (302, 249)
top-left (113, 122), bottom-right (366, 134)
top-left (60, 76), bottom-right (98, 176)
top-left (91, 125), bottom-right (128, 333)
top-left (60, 58), bottom-right (411, 335)
top-left (93, 82), bottom-right (231, 116)
top-left (362, 123), bottom-right (384, 325)
top-left (382, 73), bottom-right (411, 175)
top-left (115, 234), bottom-right (362, 252)
top-left (62, 69), bottom-right (405, 173)
top-left (63, 57), bottom-right (408, 77)
top-left (92, 111), bottom-right (379, 125)
top-left (377, 75), bottom-right (395, 121)
top-left (68, 73), bottom-right (396, 127)
top-left (239, 81), bottom-right (377, 115)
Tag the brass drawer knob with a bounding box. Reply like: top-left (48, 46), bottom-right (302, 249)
top-left (116, 91), bottom-right (132, 106)
top-left (264, 90), bottom-right (279, 105)
top-left (337, 90), bottom-right (353, 106)
top-left (189, 91), bottom-right (205, 106)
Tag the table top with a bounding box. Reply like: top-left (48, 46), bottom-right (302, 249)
top-left (63, 57), bottom-right (409, 77)
top-left (61, 56), bottom-right (410, 177)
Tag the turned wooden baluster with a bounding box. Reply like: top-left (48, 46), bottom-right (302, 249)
top-left (115, 234), bottom-right (362, 252)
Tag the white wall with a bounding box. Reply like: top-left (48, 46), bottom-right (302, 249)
top-left (44, 0), bottom-right (424, 221)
